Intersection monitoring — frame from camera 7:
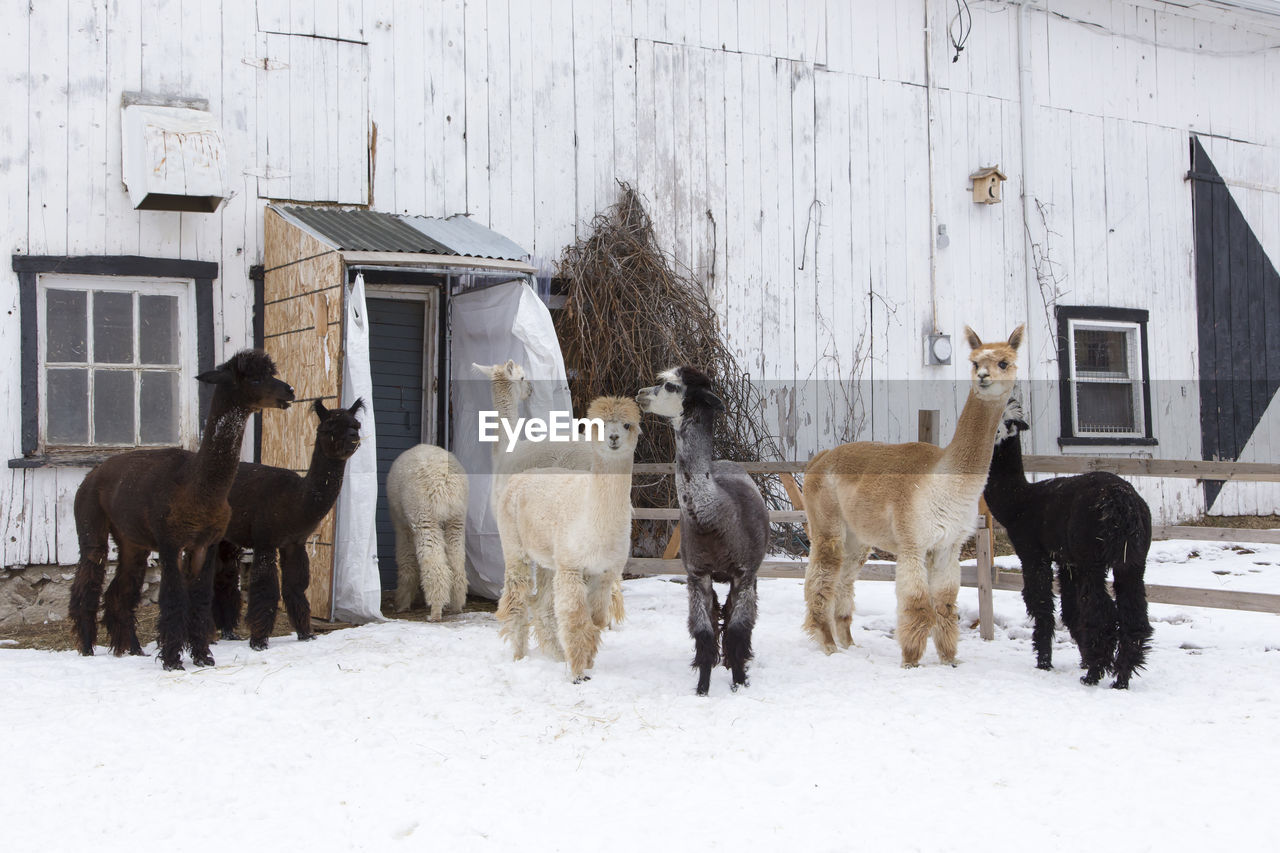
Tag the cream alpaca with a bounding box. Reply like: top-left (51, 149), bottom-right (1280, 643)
top-left (494, 397), bottom-right (641, 682)
top-left (387, 444), bottom-right (470, 621)
top-left (802, 325), bottom-right (1023, 666)
top-left (475, 360), bottom-right (626, 627)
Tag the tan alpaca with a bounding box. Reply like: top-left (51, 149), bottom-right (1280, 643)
top-left (493, 397), bottom-right (641, 682)
top-left (475, 360), bottom-right (627, 628)
top-left (802, 325), bottom-right (1023, 666)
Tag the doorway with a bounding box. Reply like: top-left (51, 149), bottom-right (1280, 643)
top-left (365, 282), bottom-right (442, 592)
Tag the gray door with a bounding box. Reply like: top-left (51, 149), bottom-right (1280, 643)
top-left (366, 288), bottom-right (439, 592)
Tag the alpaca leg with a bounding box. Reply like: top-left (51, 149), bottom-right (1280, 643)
top-left (587, 571), bottom-right (617, 631)
top-left (1076, 570), bottom-right (1118, 686)
top-left (687, 572), bottom-right (718, 695)
top-left (1057, 563), bottom-right (1084, 654)
top-left (392, 522), bottom-right (420, 613)
top-left (928, 544), bottom-right (963, 666)
top-left (724, 575), bottom-right (758, 691)
top-left (1110, 558), bottom-right (1152, 689)
top-left (103, 542), bottom-right (147, 656)
top-left (211, 542), bottom-right (245, 641)
top-left (69, 514), bottom-right (111, 656)
top-left (186, 546), bottom-right (217, 668)
top-left (415, 524), bottom-right (451, 622)
top-left (833, 539), bottom-right (869, 649)
top-left (530, 566), bottom-right (564, 660)
top-left (553, 565), bottom-right (598, 682)
top-left (279, 544), bottom-right (315, 642)
top-left (155, 546), bottom-right (189, 671)
top-left (607, 574), bottom-right (626, 628)
top-left (895, 548), bottom-right (933, 668)
top-left (803, 534), bottom-right (844, 654)
top-left (245, 549), bottom-right (281, 651)
top-left (495, 552), bottom-right (533, 659)
top-left (1020, 556), bottom-right (1056, 670)
top-left (445, 517), bottom-right (468, 613)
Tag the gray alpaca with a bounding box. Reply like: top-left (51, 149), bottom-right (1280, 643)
top-left (638, 366), bottom-right (768, 695)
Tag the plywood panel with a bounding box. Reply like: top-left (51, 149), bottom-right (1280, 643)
top-left (262, 209), bottom-right (345, 616)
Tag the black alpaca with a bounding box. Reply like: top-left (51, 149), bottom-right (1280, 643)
top-left (210, 399), bottom-right (365, 650)
top-left (984, 400), bottom-right (1153, 689)
top-left (638, 367), bottom-right (768, 695)
top-left (69, 350), bottom-right (295, 670)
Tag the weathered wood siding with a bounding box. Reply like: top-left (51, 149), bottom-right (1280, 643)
top-left (4, 0), bottom-right (1280, 568)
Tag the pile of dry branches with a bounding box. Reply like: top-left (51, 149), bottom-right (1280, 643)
top-left (554, 183), bottom-right (794, 555)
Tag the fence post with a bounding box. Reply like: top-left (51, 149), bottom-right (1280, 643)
top-left (976, 514), bottom-right (994, 641)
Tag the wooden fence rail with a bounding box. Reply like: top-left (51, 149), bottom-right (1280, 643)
top-left (627, 455), bottom-right (1280, 630)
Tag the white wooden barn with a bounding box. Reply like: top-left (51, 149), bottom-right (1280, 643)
top-left (4, 0), bottom-right (1280, 582)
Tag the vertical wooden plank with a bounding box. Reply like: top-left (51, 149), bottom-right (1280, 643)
top-left (685, 46), bottom-right (708, 280)
top-left (703, 47), bottom-right (728, 321)
top-left (336, 41), bottom-right (370, 205)
top-left (179, 0), bottom-right (225, 263)
top-left (421, 1), bottom-right (446, 216)
top-left (532, 0), bottom-right (576, 258)
top-left (286, 30), bottom-right (317, 202)
top-left (463, 0), bottom-right (490, 219)
top-left (392, 0), bottom-right (426, 213)
top-left (611, 4), bottom-right (637, 186)
top-left (365, 0), bottom-right (396, 210)
top-left (572, 0), bottom-right (598, 231)
top-left (440, 0), bottom-right (467, 215)
top-left (54, 467), bottom-right (84, 566)
top-left (27, 0), bottom-right (69, 256)
top-left (722, 50), bottom-right (749, 366)
top-left (27, 470), bottom-right (57, 566)
top-left (791, 60), bottom-right (817, 461)
top-left (484, 0), bottom-right (513, 229)
top-left (217, 0), bottom-right (258, 364)
top-left (1, 472), bottom-right (28, 568)
top-left (66, 0), bottom-right (109, 256)
top-left (505, 0), bottom-right (536, 247)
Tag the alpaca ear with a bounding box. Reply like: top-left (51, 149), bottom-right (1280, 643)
top-left (313, 399), bottom-right (329, 419)
top-left (1012, 418), bottom-right (1030, 432)
top-left (964, 326), bottom-right (983, 351)
top-left (698, 388), bottom-right (726, 413)
top-left (503, 359), bottom-right (516, 374)
top-left (1007, 324), bottom-right (1025, 350)
top-left (348, 397), bottom-right (366, 415)
top-left (195, 366), bottom-right (232, 386)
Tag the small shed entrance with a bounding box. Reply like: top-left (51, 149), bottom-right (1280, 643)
top-left (261, 205), bottom-right (540, 620)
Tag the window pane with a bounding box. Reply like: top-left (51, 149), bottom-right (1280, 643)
top-left (1074, 328), bottom-right (1130, 378)
top-left (45, 290), bottom-right (88, 362)
top-left (1076, 381), bottom-right (1137, 433)
top-left (93, 291), bottom-right (134, 364)
top-left (139, 294), bottom-right (179, 365)
top-left (94, 370), bottom-right (136, 444)
top-left (47, 368), bottom-right (88, 443)
top-left (139, 371), bottom-right (179, 444)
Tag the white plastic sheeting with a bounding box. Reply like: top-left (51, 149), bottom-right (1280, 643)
top-left (450, 280), bottom-right (572, 598)
top-left (332, 273), bottom-right (385, 622)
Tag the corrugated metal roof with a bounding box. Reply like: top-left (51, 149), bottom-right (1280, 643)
top-left (281, 206), bottom-right (452, 254)
top-left (277, 206), bottom-right (530, 261)
top-left (405, 214), bottom-right (530, 261)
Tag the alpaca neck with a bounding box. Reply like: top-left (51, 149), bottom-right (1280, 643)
top-left (490, 377), bottom-right (521, 423)
top-left (673, 406), bottom-right (715, 480)
top-left (983, 435), bottom-right (1030, 523)
top-left (191, 393), bottom-right (253, 497)
top-left (939, 388), bottom-right (1006, 477)
top-left (300, 444), bottom-right (350, 522)
top-left (586, 448), bottom-right (634, 517)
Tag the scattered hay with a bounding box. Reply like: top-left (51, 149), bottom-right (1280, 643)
top-left (554, 183), bottom-right (795, 555)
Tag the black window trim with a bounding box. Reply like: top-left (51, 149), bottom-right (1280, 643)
top-left (1056, 304), bottom-right (1158, 447)
top-left (10, 255), bottom-right (217, 468)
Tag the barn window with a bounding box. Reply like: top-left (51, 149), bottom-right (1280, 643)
top-left (11, 256), bottom-right (216, 467)
top-left (1056, 306), bottom-right (1156, 447)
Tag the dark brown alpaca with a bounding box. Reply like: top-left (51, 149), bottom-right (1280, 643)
top-left (210, 398), bottom-right (365, 650)
top-left (69, 349), bottom-right (295, 670)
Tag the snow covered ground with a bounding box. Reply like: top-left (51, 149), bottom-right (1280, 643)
top-left (2, 541), bottom-right (1278, 851)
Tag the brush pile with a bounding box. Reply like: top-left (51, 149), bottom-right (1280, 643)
top-left (554, 183), bottom-right (795, 555)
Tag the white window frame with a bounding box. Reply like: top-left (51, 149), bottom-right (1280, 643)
top-left (1066, 317), bottom-right (1146, 439)
top-left (36, 273), bottom-right (200, 453)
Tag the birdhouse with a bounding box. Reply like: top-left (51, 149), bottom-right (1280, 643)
top-left (969, 166), bottom-right (1007, 205)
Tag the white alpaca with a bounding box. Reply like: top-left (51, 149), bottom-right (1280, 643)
top-left (474, 361), bottom-right (627, 629)
top-left (386, 444), bottom-right (470, 621)
top-left (494, 397), bottom-right (641, 682)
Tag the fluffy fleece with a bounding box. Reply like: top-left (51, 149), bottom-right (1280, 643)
top-left (386, 445), bottom-right (470, 621)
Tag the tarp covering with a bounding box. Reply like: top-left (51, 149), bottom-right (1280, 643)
top-left (332, 273), bottom-right (385, 622)
top-left (450, 280), bottom-right (572, 598)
